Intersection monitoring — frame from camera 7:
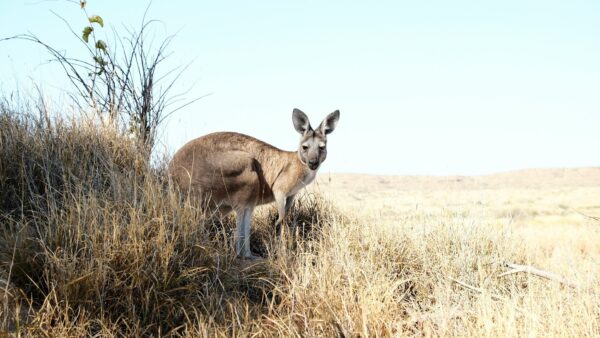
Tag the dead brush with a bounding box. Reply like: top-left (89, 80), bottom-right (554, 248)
top-left (0, 101), bottom-right (349, 336)
top-left (0, 104), bottom-right (297, 335)
top-left (247, 192), bottom-right (343, 258)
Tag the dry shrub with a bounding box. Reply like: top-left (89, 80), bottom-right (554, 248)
top-left (0, 102), bottom-right (282, 335)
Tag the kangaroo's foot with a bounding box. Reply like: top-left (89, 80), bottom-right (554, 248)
top-left (243, 252), bottom-right (263, 260)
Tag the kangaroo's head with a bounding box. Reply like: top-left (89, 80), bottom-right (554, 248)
top-left (292, 108), bottom-right (340, 171)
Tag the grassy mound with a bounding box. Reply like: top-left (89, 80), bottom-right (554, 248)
top-left (0, 103), bottom-right (341, 336)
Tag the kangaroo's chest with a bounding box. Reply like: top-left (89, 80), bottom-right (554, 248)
top-left (288, 170), bottom-right (317, 196)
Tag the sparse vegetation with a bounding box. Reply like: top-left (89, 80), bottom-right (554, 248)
top-left (1, 98), bottom-right (598, 336)
top-left (2, 0), bottom-right (199, 156)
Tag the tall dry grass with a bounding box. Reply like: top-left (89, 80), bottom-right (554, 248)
top-left (1, 99), bottom-right (599, 336)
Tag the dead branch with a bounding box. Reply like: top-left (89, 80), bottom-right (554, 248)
top-left (499, 263), bottom-right (579, 289)
top-left (447, 277), bottom-right (505, 301)
top-left (447, 276), bottom-right (540, 323)
top-left (572, 209), bottom-right (600, 223)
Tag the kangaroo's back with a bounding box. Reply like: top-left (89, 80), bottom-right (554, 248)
top-left (169, 132), bottom-right (287, 210)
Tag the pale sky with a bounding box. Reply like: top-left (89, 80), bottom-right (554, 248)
top-left (1, 1), bottom-right (599, 175)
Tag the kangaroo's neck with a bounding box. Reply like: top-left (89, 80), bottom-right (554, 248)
top-left (255, 148), bottom-right (313, 194)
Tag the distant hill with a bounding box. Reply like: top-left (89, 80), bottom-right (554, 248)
top-left (316, 167), bottom-right (600, 192)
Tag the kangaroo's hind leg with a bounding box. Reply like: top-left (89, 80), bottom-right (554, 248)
top-left (234, 208), bottom-right (246, 257)
top-left (234, 207), bottom-right (260, 260)
top-left (242, 207), bottom-right (261, 260)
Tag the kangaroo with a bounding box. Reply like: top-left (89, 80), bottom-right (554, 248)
top-left (168, 109), bottom-right (340, 259)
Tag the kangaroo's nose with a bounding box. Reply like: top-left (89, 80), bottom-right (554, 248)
top-left (308, 159), bottom-right (318, 166)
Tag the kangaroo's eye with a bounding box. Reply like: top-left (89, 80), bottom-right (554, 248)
top-left (319, 145), bottom-right (325, 150)
top-left (302, 145), bottom-right (309, 150)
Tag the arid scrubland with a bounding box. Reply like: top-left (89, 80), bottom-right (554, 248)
top-left (1, 102), bottom-right (599, 336)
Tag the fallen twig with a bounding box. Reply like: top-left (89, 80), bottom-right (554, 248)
top-left (447, 276), bottom-right (540, 323)
top-left (572, 209), bottom-right (600, 223)
top-left (447, 277), bottom-right (505, 301)
top-left (499, 263), bottom-right (579, 289)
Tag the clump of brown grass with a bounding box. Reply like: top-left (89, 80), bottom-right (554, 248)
top-left (0, 100), bottom-right (284, 335)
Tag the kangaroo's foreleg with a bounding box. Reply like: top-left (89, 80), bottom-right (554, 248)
top-left (274, 193), bottom-right (291, 227)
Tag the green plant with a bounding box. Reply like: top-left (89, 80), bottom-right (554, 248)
top-left (1, 1), bottom-right (200, 156)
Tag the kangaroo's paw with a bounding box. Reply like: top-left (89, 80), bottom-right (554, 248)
top-left (243, 252), bottom-right (263, 260)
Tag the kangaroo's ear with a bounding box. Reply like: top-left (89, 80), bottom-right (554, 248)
top-left (292, 108), bottom-right (312, 134)
top-left (317, 110), bottom-right (340, 135)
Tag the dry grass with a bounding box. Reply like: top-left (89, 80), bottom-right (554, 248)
top-left (315, 171), bottom-right (600, 336)
top-left (1, 102), bottom-right (599, 336)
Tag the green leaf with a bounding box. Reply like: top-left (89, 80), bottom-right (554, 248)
top-left (88, 15), bottom-right (104, 27)
top-left (93, 56), bottom-right (107, 67)
top-left (82, 26), bottom-right (93, 43)
top-left (95, 40), bottom-right (107, 52)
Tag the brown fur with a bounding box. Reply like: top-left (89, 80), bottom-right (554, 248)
top-left (168, 131), bottom-right (309, 212)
